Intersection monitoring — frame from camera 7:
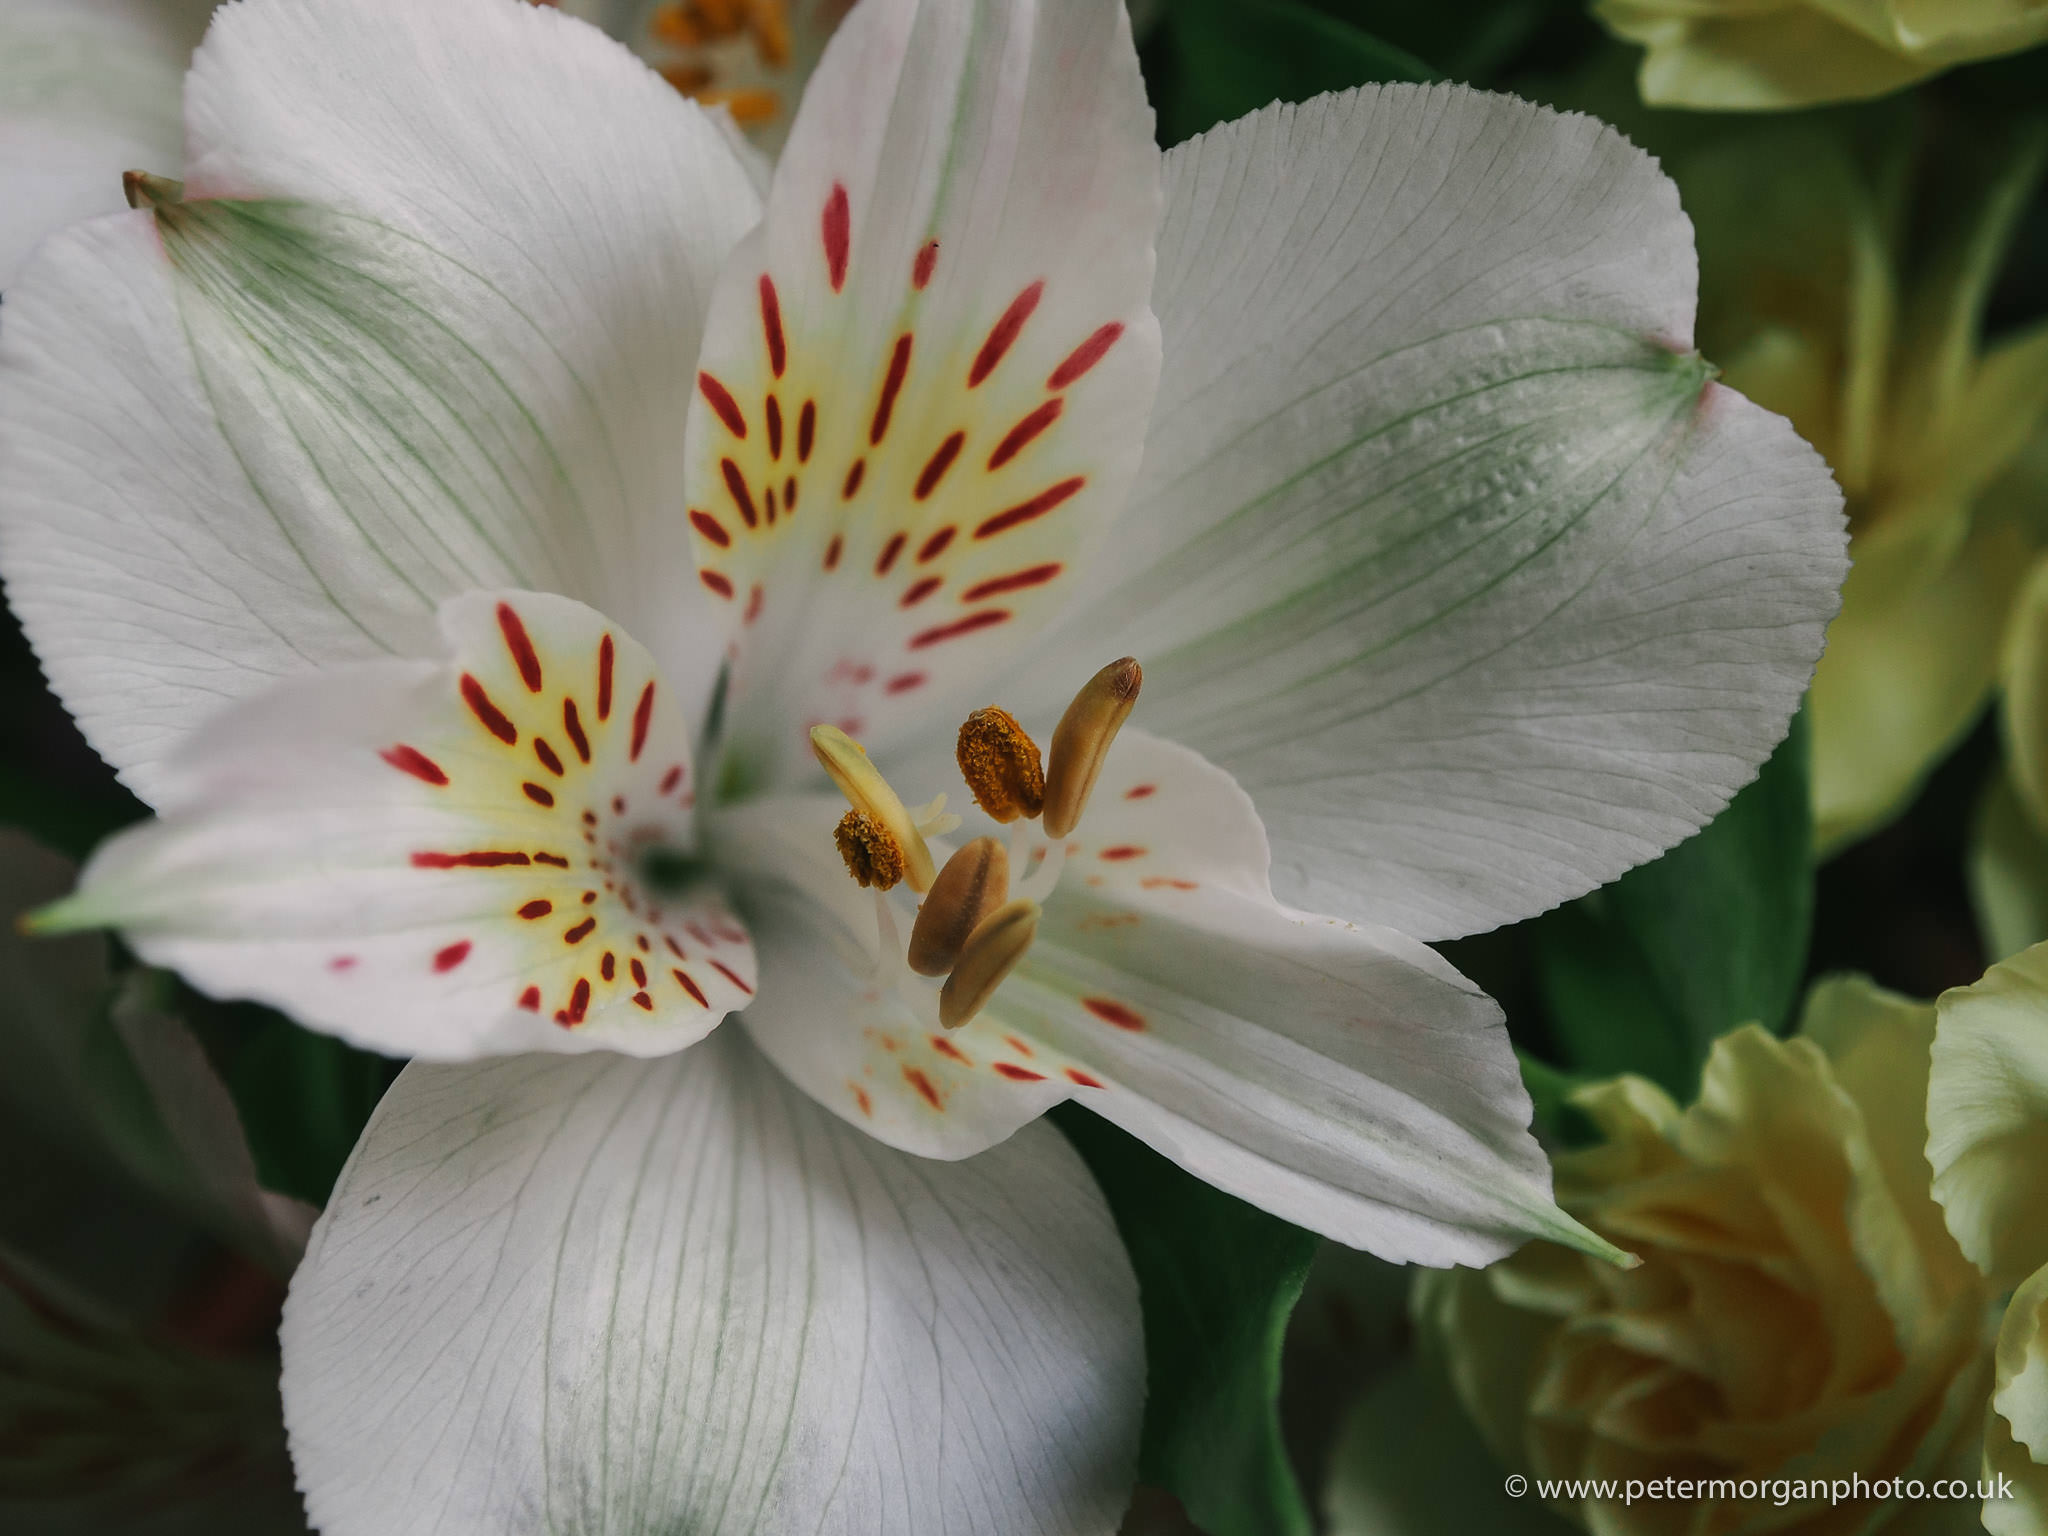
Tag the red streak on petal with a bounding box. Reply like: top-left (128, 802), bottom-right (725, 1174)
top-left (497, 603), bottom-right (543, 692)
top-left (689, 509), bottom-right (731, 547)
top-left (784, 475), bottom-right (797, 513)
top-left (909, 609), bottom-right (1010, 650)
top-left (903, 1066), bottom-right (943, 1110)
top-left (766, 393), bottom-right (783, 461)
top-left (822, 182), bottom-right (850, 291)
top-left (629, 990), bottom-right (651, 1010)
top-left (722, 458), bottom-right (759, 527)
top-left (433, 940), bottom-right (472, 973)
top-left (700, 570), bottom-right (735, 598)
top-left (699, 371), bottom-right (747, 438)
top-left (674, 969), bottom-right (709, 1006)
top-left (994, 1062), bottom-right (1046, 1082)
top-left (631, 957), bottom-right (648, 987)
top-left (1005, 1035), bottom-right (1034, 1057)
top-left (412, 850), bottom-right (531, 869)
top-left (961, 563), bottom-right (1062, 602)
top-left (630, 681), bottom-right (656, 761)
top-left (535, 852), bottom-right (571, 867)
top-left (758, 274), bottom-right (786, 377)
top-left (1048, 322), bottom-right (1125, 389)
top-left (744, 583), bottom-right (764, 625)
top-left (900, 576), bottom-right (941, 608)
top-left (523, 781), bottom-right (556, 808)
top-left (1083, 997), bottom-right (1145, 1030)
top-left (975, 477), bottom-right (1084, 539)
top-left (987, 399), bottom-right (1062, 470)
top-left (886, 671), bottom-right (926, 694)
top-left (912, 239), bottom-right (938, 290)
top-left (710, 959), bottom-right (752, 995)
top-left (1124, 783), bottom-right (1156, 799)
top-left (519, 899), bottom-right (553, 919)
top-left (562, 698), bottom-right (591, 763)
top-left (1141, 876), bottom-right (1199, 890)
top-left (798, 400), bottom-right (816, 462)
top-left (597, 635), bottom-right (615, 721)
top-left (969, 280), bottom-right (1044, 388)
top-left (660, 765), bottom-right (683, 794)
top-left (917, 526), bottom-right (955, 563)
top-left (875, 532), bottom-right (906, 575)
top-left (564, 917), bottom-right (597, 944)
top-left (869, 334), bottom-right (912, 445)
top-left (853, 1083), bottom-right (874, 1115)
top-left (568, 977), bottom-right (591, 1023)
top-left (519, 985), bottom-right (542, 1012)
top-left (461, 674), bottom-right (517, 744)
top-left (824, 534), bottom-right (843, 571)
top-left (381, 745), bottom-right (448, 785)
top-left (1065, 1068), bottom-right (1105, 1088)
top-left (930, 1036), bottom-right (971, 1064)
top-left (601, 952), bottom-right (616, 981)
top-left (534, 737), bottom-right (564, 776)
top-left (328, 956), bottom-right (357, 972)
top-left (842, 459), bottom-right (865, 499)
top-left (914, 431), bottom-right (964, 499)
top-left (1098, 845), bottom-right (1145, 860)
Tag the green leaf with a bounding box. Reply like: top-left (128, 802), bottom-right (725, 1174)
top-left (1527, 709), bottom-right (1815, 1098)
top-left (1157, 0), bottom-right (1437, 145)
top-left (1055, 1106), bottom-right (1318, 1536)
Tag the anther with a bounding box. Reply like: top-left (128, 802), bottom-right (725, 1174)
top-left (1042, 658), bottom-right (1142, 838)
top-left (939, 897), bottom-right (1039, 1030)
top-left (908, 837), bottom-right (1009, 977)
top-left (956, 706), bottom-right (1044, 823)
top-left (812, 725), bottom-right (937, 891)
top-left (835, 811), bottom-right (905, 890)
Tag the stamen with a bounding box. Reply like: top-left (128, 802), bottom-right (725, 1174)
top-left (1013, 836), bottom-right (1068, 905)
top-left (939, 898), bottom-right (1040, 1030)
top-left (834, 810), bottom-right (904, 890)
top-left (1042, 658), bottom-right (1141, 838)
top-left (956, 706), bottom-right (1045, 823)
top-left (908, 837), bottom-right (1009, 977)
top-left (812, 724), bottom-right (937, 891)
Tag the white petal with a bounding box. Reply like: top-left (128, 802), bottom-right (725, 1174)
top-left (682, 0), bottom-right (1162, 785)
top-left (281, 1030), bottom-right (1143, 1536)
top-left (40, 591), bottom-right (753, 1061)
top-left (0, 0), bottom-right (208, 287)
top-left (1016, 83), bottom-right (1846, 941)
top-left (0, 0), bottom-right (760, 801)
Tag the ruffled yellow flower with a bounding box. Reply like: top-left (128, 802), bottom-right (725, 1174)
top-left (1595, 0), bottom-right (2048, 110)
top-left (1419, 980), bottom-right (2002, 1534)
top-left (1677, 117), bottom-right (2048, 853)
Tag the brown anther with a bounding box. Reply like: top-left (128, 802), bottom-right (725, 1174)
top-left (939, 898), bottom-right (1039, 1030)
top-left (908, 838), bottom-right (1010, 977)
top-left (1042, 658), bottom-right (1142, 838)
top-left (834, 810), bottom-right (904, 890)
top-left (956, 707), bottom-right (1044, 823)
top-left (649, 2), bottom-right (707, 46)
top-left (659, 62), bottom-right (716, 93)
top-left (747, 0), bottom-right (793, 65)
top-left (696, 86), bottom-right (781, 124)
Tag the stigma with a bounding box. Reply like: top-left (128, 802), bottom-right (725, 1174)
top-left (813, 657), bottom-right (1140, 1028)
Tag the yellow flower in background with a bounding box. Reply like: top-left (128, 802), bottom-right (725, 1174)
top-left (1676, 114), bottom-right (2048, 855)
top-left (1417, 980), bottom-right (2001, 1535)
top-left (1595, 0), bottom-right (2048, 111)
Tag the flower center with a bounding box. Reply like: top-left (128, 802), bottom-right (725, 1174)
top-left (814, 656), bottom-right (1140, 1029)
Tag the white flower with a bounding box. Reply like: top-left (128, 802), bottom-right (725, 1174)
top-left (0, 0), bottom-right (1846, 1527)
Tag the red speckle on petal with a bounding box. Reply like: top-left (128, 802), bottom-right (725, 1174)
top-left (1005, 1035), bottom-right (1034, 1057)
top-left (1049, 322), bottom-right (1125, 389)
top-left (917, 526), bottom-right (955, 563)
top-left (562, 699), bottom-right (591, 763)
top-left (1099, 845), bottom-right (1146, 861)
top-left (904, 1066), bottom-right (943, 1110)
top-left (328, 955), bottom-right (358, 972)
top-left (674, 969), bottom-right (709, 1006)
top-left (660, 765), bottom-right (683, 794)
top-left (567, 977), bottom-right (591, 1024)
top-left (909, 609), bottom-right (1010, 649)
top-left (1125, 784), bottom-right (1156, 799)
top-left (701, 570), bottom-right (735, 598)
top-left (564, 917), bottom-right (597, 945)
top-left (912, 239), bottom-right (938, 290)
top-left (1064, 1068), bottom-right (1105, 1088)
top-left (914, 431), bottom-right (964, 499)
top-left (381, 745), bottom-right (448, 785)
top-left (412, 850), bottom-right (531, 869)
top-left (534, 738), bottom-right (564, 776)
top-left (930, 1035), bottom-right (971, 1065)
top-left (875, 532), bottom-right (906, 575)
top-left (630, 681), bottom-right (656, 761)
top-left (765, 393), bottom-right (783, 461)
top-left (597, 635), bottom-right (615, 720)
top-left (601, 952), bottom-right (616, 981)
top-left (798, 400), bottom-right (816, 463)
top-left (822, 183), bottom-right (850, 291)
top-left (523, 781), bottom-right (556, 808)
top-left (824, 534), bottom-right (844, 571)
top-left (994, 1062), bottom-right (1046, 1082)
top-left (519, 985), bottom-right (542, 1012)
top-left (758, 274), bottom-right (786, 377)
top-left (900, 576), bottom-right (941, 608)
top-left (870, 334), bottom-right (913, 446)
top-left (434, 940), bottom-right (472, 973)
top-left (722, 458), bottom-right (759, 528)
top-left (744, 583), bottom-right (765, 625)
top-left (975, 477), bottom-right (1084, 539)
top-left (535, 852), bottom-right (571, 868)
top-left (886, 671), bottom-right (926, 694)
top-left (961, 563), bottom-right (1062, 601)
top-left (969, 281), bottom-right (1044, 388)
top-left (631, 957), bottom-right (648, 987)
top-left (699, 372), bottom-right (747, 438)
top-left (519, 899), bottom-right (553, 919)
top-left (710, 959), bottom-right (753, 995)
top-left (1141, 876), bottom-right (1199, 891)
top-left (497, 603), bottom-right (544, 692)
top-left (461, 674), bottom-right (517, 744)
top-left (689, 509), bottom-right (731, 547)
top-left (1083, 997), bottom-right (1145, 1031)
top-left (632, 991), bottom-right (653, 1010)
top-left (987, 399), bottom-right (1062, 470)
